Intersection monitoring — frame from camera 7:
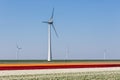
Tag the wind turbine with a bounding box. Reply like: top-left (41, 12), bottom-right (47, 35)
top-left (16, 44), bottom-right (22, 60)
top-left (66, 47), bottom-right (69, 61)
top-left (42, 8), bottom-right (58, 61)
top-left (104, 49), bottom-right (107, 60)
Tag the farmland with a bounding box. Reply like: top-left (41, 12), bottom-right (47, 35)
top-left (0, 60), bottom-right (120, 79)
top-left (0, 68), bottom-right (120, 80)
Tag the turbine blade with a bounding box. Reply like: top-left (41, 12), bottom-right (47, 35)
top-left (50, 8), bottom-right (54, 20)
top-left (52, 24), bottom-right (58, 37)
top-left (42, 21), bottom-right (48, 23)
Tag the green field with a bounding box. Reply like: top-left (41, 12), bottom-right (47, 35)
top-left (0, 60), bottom-right (120, 64)
top-left (0, 70), bottom-right (120, 80)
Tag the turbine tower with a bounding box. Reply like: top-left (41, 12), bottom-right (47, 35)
top-left (43, 8), bottom-right (58, 61)
top-left (16, 44), bottom-right (22, 60)
top-left (104, 49), bottom-right (107, 60)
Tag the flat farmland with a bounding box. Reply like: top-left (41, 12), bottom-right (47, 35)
top-left (0, 60), bottom-right (120, 80)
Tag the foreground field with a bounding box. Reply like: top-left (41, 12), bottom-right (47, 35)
top-left (0, 67), bottom-right (120, 80)
top-left (0, 60), bottom-right (120, 79)
top-left (0, 69), bottom-right (120, 80)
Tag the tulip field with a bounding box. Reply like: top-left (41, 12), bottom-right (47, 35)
top-left (0, 60), bottom-right (120, 80)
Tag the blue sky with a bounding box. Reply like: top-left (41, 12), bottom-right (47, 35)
top-left (0, 0), bottom-right (120, 60)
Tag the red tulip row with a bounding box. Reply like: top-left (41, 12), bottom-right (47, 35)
top-left (0, 64), bottom-right (120, 70)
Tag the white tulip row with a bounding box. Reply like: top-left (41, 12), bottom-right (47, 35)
top-left (0, 67), bottom-right (120, 80)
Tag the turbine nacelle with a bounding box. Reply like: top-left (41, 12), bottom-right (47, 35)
top-left (16, 44), bottom-right (22, 50)
top-left (48, 20), bottom-right (53, 24)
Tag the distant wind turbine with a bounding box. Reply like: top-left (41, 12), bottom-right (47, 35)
top-left (66, 47), bottom-right (69, 60)
top-left (16, 44), bottom-right (22, 60)
top-left (104, 49), bottom-right (107, 60)
top-left (42, 8), bottom-right (58, 61)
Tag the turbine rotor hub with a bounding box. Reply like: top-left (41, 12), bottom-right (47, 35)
top-left (48, 21), bottom-right (53, 24)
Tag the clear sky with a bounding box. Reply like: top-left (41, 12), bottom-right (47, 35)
top-left (0, 0), bottom-right (120, 60)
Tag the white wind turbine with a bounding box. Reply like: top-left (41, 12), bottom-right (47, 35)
top-left (42, 8), bottom-right (58, 61)
top-left (104, 49), bottom-right (107, 60)
top-left (16, 44), bottom-right (22, 60)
